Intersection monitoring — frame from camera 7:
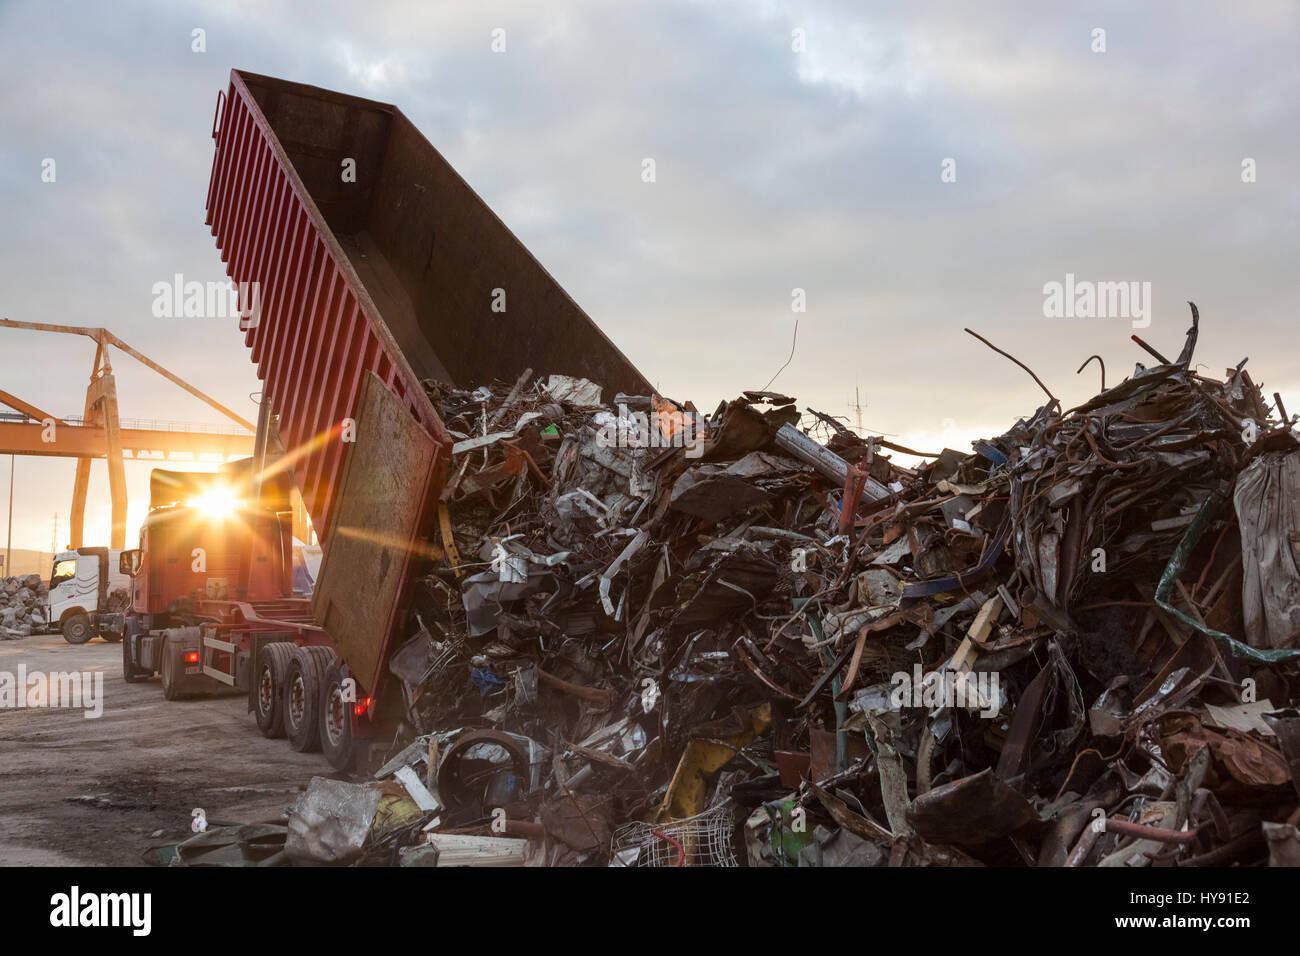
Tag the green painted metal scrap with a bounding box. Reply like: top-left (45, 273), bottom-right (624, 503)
top-left (1155, 491), bottom-right (1300, 664)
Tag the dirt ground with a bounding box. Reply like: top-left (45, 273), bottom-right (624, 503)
top-left (0, 630), bottom-right (332, 865)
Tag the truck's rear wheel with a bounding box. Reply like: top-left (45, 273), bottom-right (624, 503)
top-left (161, 636), bottom-right (183, 700)
top-left (320, 664), bottom-right (357, 771)
top-left (253, 643), bottom-right (293, 738)
top-left (61, 613), bottom-right (92, 645)
top-left (122, 634), bottom-right (150, 683)
top-left (283, 646), bottom-right (332, 752)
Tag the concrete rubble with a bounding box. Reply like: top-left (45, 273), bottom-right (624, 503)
top-left (0, 574), bottom-right (47, 640)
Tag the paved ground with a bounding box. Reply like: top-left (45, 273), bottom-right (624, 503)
top-left (0, 631), bottom-right (332, 865)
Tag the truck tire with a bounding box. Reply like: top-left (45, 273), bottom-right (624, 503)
top-left (61, 612), bottom-right (92, 645)
top-left (253, 643), bottom-right (294, 739)
top-left (160, 635), bottom-right (183, 701)
top-left (122, 634), bottom-right (150, 683)
top-left (283, 646), bottom-right (331, 752)
top-left (320, 663), bottom-right (357, 771)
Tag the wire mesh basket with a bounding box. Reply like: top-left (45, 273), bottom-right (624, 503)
top-left (611, 803), bottom-right (738, 867)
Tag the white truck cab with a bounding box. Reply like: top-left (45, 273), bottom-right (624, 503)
top-left (48, 548), bottom-right (131, 644)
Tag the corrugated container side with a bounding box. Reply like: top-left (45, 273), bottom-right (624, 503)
top-left (204, 72), bottom-right (447, 547)
top-left (204, 69), bottom-right (650, 698)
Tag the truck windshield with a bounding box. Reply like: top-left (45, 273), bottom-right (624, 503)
top-left (50, 559), bottom-right (77, 588)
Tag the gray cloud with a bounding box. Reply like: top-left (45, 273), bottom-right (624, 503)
top-left (1, 0), bottom-right (1297, 548)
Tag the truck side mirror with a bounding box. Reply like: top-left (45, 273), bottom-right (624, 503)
top-left (120, 550), bottom-right (141, 576)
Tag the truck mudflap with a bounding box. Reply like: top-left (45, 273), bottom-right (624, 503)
top-left (311, 373), bottom-right (438, 704)
top-left (96, 611), bottom-right (126, 642)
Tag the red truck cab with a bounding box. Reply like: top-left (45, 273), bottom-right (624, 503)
top-left (120, 462), bottom-right (349, 764)
top-left (129, 472), bottom-right (292, 617)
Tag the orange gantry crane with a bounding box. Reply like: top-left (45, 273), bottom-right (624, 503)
top-left (0, 319), bottom-right (256, 549)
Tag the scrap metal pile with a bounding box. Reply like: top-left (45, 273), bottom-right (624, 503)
top-left (267, 306), bottom-right (1300, 867)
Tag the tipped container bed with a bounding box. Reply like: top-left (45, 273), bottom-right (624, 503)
top-left (205, 69), bottom-right (648, 703)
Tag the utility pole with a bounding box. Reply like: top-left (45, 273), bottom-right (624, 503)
top-left (848, 384), bottom-right (867, 436)
top-left (50, 512), bottom-right (59, 556)
top-left (4, 455), bottom-right (12, 576)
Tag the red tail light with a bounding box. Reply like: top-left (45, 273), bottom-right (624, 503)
top-left (354, 696), bottom-right (372, 717)
top-left (183, 651), bottom-right (200, 664)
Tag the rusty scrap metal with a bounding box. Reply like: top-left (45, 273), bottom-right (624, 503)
top-left (335, 308), bottom-right (1300, 868)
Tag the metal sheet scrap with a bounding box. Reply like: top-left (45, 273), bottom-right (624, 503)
top-left (320, 306), bottom-right (1300, 867)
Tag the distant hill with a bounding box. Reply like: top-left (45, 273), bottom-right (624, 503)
top-left (0, 549), bottom-right (54, 581)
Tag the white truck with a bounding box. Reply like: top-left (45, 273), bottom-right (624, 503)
top-left (48, 547), bottom-right (131, 644)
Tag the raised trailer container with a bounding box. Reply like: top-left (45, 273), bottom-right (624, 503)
top-left (123, 70), bottom-right (649, 768)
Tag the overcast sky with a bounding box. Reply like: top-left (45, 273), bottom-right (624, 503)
top-left (1, 0), bottom-right (1298, 555)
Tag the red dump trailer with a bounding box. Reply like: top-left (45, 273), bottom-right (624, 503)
top-left (122, 69), bottom-right (649, 769)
